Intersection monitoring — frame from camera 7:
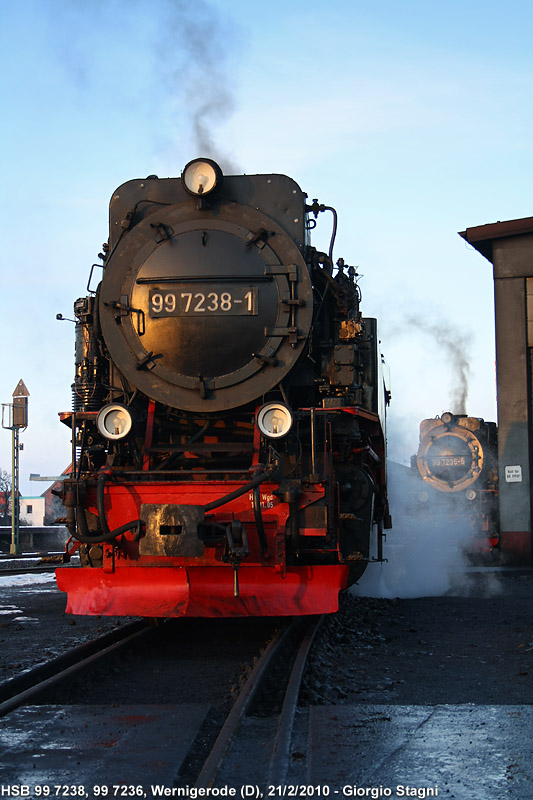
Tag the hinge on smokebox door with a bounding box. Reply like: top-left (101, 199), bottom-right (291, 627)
top-left (265, 326), bottom-right (301, 346)
top-left (196, 375), bottom-right (214, 398)
top-left (136, 350), bottom-right (163, 370)
top-left (105, 295), bottom-right (146, 336)
top-left (222, 521), bottom-right (249, 597)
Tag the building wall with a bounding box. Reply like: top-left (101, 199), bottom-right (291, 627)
top-left (0, 493), bottom-right (46, 525)
top-left (492, 236), bottom-right (533, 562)
top-left (20, 496), bottom-right (46, 526)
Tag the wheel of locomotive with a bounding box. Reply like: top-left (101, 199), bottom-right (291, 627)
top-left (99, 203), bottom-right (314, 412)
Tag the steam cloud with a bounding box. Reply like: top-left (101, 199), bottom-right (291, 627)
top-left (352, 462), bottom-right (502, 599)
top-left (406, 315), bottom-right (471, 415)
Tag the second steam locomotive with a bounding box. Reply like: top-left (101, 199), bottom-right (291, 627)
top-left (55, 159), bottom-right (391, 617)
top-left (413, 412), bottom-right (498, 547)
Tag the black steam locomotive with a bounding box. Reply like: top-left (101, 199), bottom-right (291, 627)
top-left (56, 159), bottom-right (391, 617)
top-left (412, 412), bottom-right (498, 548)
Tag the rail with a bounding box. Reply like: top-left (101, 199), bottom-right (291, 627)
top-left (0, 619), bottom-right (152, 717)
top-left (194, 615), bottom-right (323, 788)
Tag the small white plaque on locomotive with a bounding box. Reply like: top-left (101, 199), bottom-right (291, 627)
top-left (148, 286), bottom-right (257, 317)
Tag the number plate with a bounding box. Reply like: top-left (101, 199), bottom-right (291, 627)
top-left (148, 286), bottom-right (257, 317)
top-left (431, 456), bottom-right (466, 467)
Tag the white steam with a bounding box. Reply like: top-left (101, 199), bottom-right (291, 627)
top-left (352, 461), bottom-right (501, 599)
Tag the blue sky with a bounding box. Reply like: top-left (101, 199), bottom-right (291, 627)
top-left (1, 0), bottom-right (532, 494)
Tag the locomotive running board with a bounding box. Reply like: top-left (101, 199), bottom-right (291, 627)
top-left (55, 565), bottom-right (350, 617)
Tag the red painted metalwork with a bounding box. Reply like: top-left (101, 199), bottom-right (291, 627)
top-left (85, 479), bottom-right (325, 543)
top-left (142, 399), bottom-right (156, 470)
top-left (55, 564), bottom-right (350, 617)
top-left (55, 477), bottom-right (348, 616)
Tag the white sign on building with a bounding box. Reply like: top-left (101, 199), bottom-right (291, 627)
top-left (505, 465), bottom-right (523, 483)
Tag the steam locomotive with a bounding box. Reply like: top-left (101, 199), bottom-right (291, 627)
top-left (55, 159), bottom-right (391, 617)
top-left (412, 412), bottom-right (498, 548)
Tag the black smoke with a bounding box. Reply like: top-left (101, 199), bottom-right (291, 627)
top-left (40, 0), bottom-right (242, 173)
top-left (157, 0), bottom-right (241, 172)
top-left (406, 315), bottom-right (471, 414)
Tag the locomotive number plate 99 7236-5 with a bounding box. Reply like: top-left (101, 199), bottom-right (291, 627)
top-left (148, 286), bottom-right (257, 317)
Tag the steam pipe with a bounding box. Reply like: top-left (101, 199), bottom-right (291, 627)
top-left (203, 468), bottom-right (276, 512)
top-left (352, 445), bottom-right (381, 464)
top-left (64, 466), bottom-right (138, 543)
top-left (68, 471), bottom-right (142, 544)
top-left (95, 471), bottom-right (142, 541)
top-left (70, 502), bottom-right (139, 544)
top-left (306, 200), bottom-right (338, 263)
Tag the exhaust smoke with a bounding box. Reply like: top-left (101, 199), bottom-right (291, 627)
top-left (406, 315), bottom-right (470, 414)
top-left (158, 0), bottom-right (241, 172)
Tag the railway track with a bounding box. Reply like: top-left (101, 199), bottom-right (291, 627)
top-left (0, 611), bottom-right (290, 790)
top-left (0, 618), bottom-right (152, 716)
top-left (0, 564), bottom-right (62, 576)
top-left (190, 615), bottom-right (323, 789)
top-left (0, 551), bottom-right (68, 576)
top-left (0, 612), bottom-right (321, 791)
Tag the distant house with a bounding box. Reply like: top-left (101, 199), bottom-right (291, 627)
top-left (0, 492), bottom-right (45, 526)
top-left (21, 496), bottom-right (46, 526)
top-left (0, 467), bottom-right (69, 527)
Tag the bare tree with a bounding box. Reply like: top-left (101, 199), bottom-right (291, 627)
top-left (0, 469), bottom-right (11, 524)
top-left (0, 469), bottom-right (29, 526)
